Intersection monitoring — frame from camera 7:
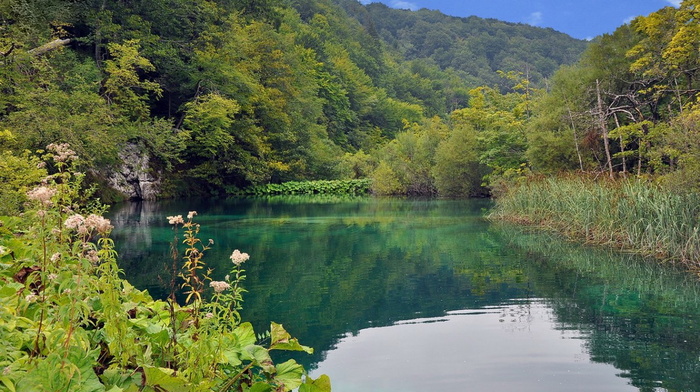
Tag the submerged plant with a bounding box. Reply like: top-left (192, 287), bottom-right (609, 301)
top-left (0, 144), bottom-right (330, 391)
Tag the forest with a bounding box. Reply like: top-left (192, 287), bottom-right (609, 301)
top-left (1, 0), bottom-right (588, 208)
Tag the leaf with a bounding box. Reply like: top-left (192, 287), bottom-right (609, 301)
top-left (269, 323), bottom-right (313, 354)
top-left (234, 322), bottom-right (257, 347)
top-left (100, 368), bottom-right (141, 391)
top-left (299, 374), bottom-right (332, 392)
top-left (273, 360), bottom-right (304, 392)
top-left (246, 382), bottom-right (273, 392)
top-left (242, 345), bottom-right (275, 374)
top-left (142, 366), bottom-right (189, 392)
top-left (0, 376), bottom-right (16, 392)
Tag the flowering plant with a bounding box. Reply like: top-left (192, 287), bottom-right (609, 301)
top-left (0, 144), bottom-right (330, 391)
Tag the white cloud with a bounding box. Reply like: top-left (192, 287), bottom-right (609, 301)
top-left (666, 0), bottom-right (682, 7)
top-left (526, 11), bottom-right (543, 26)
top-left (390, 1), bottom-right (419, 11)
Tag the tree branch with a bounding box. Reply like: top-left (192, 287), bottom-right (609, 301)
top-left (1, 43), bottom-right (15, 57)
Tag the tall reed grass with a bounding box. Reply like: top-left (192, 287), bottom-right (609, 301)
top-left (490, 175), bottom-right (700, 271)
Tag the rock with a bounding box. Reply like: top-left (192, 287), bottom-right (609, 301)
top-left (107, 142), bottom-right (161, 200)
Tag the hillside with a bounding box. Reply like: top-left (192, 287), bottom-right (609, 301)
top-left (336, 0), bottom-right (589, 89)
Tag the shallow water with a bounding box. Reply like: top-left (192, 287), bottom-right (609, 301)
top-left (109, 197), bottom-right (700, 391)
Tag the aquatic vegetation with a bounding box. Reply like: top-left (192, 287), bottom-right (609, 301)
top-left (244, 179), bottom-right (372, 196)
top-left (491, 175), bottom-right (700, 271)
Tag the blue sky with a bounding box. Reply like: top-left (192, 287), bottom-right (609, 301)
top-left (357, 0), bottom-right (682, 40)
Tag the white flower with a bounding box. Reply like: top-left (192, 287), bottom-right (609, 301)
top-left (187, 211), bottom-right (197, 220)
top-left (64, 214), bottom-right (86, 231)
top-left (25, 293), bottom-right (38, 303)
top-left (229, 249), bottom-right (249, 266)
top-left (86, 214), bottom-right (113, 235)
top-left (205, 312), bottom-right (214, 319)
top-left (47, 143), bottom-right (78, 163)
top-left (209, 281), bottom-right (231, 293)
top-left (47, 273), bottom-right (58, 281)
top-left (50, 253), bottom-right (61, 262)
top-left (167, 215), bottom-right (184, 225)
top-left (26, 186), bottom-right (56, 206)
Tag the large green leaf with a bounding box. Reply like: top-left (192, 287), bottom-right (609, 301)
top-left (245, 382), bottom-right (273, 392)
top-left (299, 374), bottom-right (332, 392)
top-left (242, 345), bottom-right (275, 374)
top-left (16, 349), bottom-right (105, 392)
top-left (273, 360), bottom-right (304, 392)
top-left (269, 323), bottom-right (313, 354)
top-left (234, 322), bottom-right (257, 347)
top-left (142, 366), bottom-right (189, 392)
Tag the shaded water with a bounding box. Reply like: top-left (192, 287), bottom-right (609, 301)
top-left (108, 197), bottom-right (700, 391)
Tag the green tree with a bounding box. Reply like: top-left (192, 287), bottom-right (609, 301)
top-left (432, 123), bottom-right (482, 196)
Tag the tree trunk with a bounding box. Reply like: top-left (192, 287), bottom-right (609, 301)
top-left (596, 79), bottom-right (614, 179)
top-left (567, 106), bottom-right (584, 171)
top-left (613, 113), bottom-right (626, 174)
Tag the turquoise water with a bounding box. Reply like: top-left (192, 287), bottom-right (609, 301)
top-left (108, 197), bottom-right (700, 391)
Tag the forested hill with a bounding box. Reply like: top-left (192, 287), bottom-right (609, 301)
top-left (336, 0), bottom-right (588, 90)
top-left (1, 0), bottom-right (588, 204)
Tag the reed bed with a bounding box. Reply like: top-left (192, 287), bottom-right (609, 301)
top-left (490, 176), bottom-right (700, 271)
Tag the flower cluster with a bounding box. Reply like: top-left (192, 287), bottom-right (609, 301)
top-left (209, 281), bottom-right (231, 293)
top-left (64, 214), bottom-right (86, 233)
top-left (64, 213), bottom-right (113, 236)
top-left (46, 142), bottom-right (78, 163)
top-left (27, 186), bottom-right (56, 207)
top-left (86, 214), bottom-right (114, 235)
top-left (167, 215), bottom-right (184, 225)
top-left (230, 249), bottom-right (249, 266)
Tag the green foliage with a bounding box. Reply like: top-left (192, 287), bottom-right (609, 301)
top-left (0, 137), bottom-right (47, 215)
top-left (103, 40), bottom-right (162, 119)
top-left (245, 179), bottom-right (372, 196)
top-left (432, 124), bottom-right (483, 196)
top-left (0, 0), bottom-right (590, 198)
top-left (0, 145), bottom-right (329, 391)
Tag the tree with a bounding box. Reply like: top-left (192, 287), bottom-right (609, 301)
top-left (432, 123), bottom-right (482, 196)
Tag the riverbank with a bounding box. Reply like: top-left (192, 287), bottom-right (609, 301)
top-left (489, 175), bottom-right (700, 273)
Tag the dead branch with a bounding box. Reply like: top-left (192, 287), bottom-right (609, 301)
top-left (27, 38), bottom-right (71, 56)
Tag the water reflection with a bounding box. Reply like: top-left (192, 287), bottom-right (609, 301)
top-left (108, 197), bottom-right (700, 392)
top-left (313, 301), bottom-right (634, 392)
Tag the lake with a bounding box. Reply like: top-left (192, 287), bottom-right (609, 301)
top-left (108, 196), bottom-right (700, 392)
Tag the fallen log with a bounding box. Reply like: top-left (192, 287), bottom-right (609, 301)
top-left (27, 38), bottom-right (72, 56)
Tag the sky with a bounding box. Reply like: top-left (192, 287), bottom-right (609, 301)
top-left (357, 0), bottom-right (682, 40)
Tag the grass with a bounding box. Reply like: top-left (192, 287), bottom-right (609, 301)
top-left (490, 175), bottom-right (700, 272)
